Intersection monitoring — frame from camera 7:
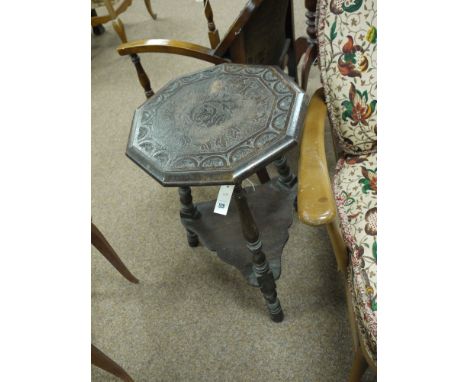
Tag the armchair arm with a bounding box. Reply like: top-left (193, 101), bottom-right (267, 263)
top-left (117, 39), bottom-right (230, 65)
top-left (298, 88), bottom-right (336, 226)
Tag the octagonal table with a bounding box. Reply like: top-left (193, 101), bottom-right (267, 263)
top-left (127, 64), bottom-right (307, 322)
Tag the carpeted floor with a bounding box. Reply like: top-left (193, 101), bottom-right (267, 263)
top-left (91, 1), bottom-right (376, 381)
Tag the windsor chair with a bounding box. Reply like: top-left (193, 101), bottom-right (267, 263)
top-left (118, 0), bottom-right (297, 77)
top-left (117, 0), bottom-right (300, 186)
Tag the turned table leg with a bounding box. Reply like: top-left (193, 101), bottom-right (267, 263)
top-left (233, 184), bottom-right (284, 322)
top-left (256, 167), bottom-right (270, 184)
top-left (179, 186), bottom-right (201, 247)
top-left (273, 155), bottom-right (297, 188)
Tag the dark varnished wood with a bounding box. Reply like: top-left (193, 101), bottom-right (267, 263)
top-left (305, 0), bottom-right (318, 44)
top-left (178, 186), bottom-right (201, 247)
top-left (295, 37), bottom-right (308, 65)
top-left (92, 344), bottom-right (134, 382)
top-left (126, 64), bottom-right (306, 187)
top-left (181, 185), bottom-right (293, 322)
top-left (232, 183), bottom-right (284, 322)
top-left (228, 29), bottom-right (247, 64)
top-left (118, 0), bottom-right (297, 74)
top-left (130, 54), bottom-right (154, 98)
top-left (213, 0), bottom-right (259, 57)
top-left (295, 0), bottom-right (319, 54)
top-left (300, 45), bottom-right (316, 91)
top-left (285, 0), bottom-right (298, 81)
top-left (118, 39), bottom-right (228, 100)
top-left (91, 222), bottom-right (139, 284)
top-left (273, 155), bottom-right (297, 188)
top-left (218, 0), bottom-right (293, 73)
top-left (295, 0), bottom-right (319, 91)
top-left (117, 0), bottom-right (300, 97)
top-left (118, 39), bottom-right (229, 65)
top-left (122, 63), bottom-right (305, 319)
top-left (118, 0), bottom-right (300, 181)
top-left (180, 179), bottom-right (294, 320)
top-left (180, 179), bottom-right (295, 288)
top-left (178, 186), bottom-right (200, 219)
top-left (256, 168), bottom-right (270, 184)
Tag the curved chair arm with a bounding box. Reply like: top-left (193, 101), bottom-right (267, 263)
top-left (298, 88), bottom-right (336, 226)
top-left (117, 39), bottom-right (230, 65)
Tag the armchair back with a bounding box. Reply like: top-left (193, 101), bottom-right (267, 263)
top-left (317, 0), bottom-right (377, 155)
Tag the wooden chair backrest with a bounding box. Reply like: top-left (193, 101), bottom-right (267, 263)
top-left (210, 0), bottom-right (293, 66)
top-left (122, 0), bottom-right (296, 102)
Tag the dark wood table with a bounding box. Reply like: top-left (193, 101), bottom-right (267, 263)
top-left (126, 64), bottom-right (307, 321)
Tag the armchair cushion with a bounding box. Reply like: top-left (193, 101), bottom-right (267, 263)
top-left (317, 0), bottom-right (377, 155)
top-left (334, 152), bottom-right (377, 360)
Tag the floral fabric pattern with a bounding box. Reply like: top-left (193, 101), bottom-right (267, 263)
top-left (317, 0), bottom-right (377, 155)
top-left (342, 83), bottom-right (377, 128)
top-left (334, 152), bottom-right (377, 360)
top-left (317, 0), bottom-right (377, 362)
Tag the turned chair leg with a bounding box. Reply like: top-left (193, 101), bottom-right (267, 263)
top-left (233, 184), bottom-right (284, 322)
top-left (349, 346), bottom-right (368, 382)
top-left (91, 223), bottom-right (139, 284)
top-left (178, 186), bottom-right (201, 247)
top-left (112, 18), bottom-right (128, 43)
top-left (144, 0), bottom-right (157, 20)
top-left (91, 9), bottom-right (106, 35)
top-left (129, 54), bottom-right (155, 99)
top-left (92, 344), bottom-right (135, 382)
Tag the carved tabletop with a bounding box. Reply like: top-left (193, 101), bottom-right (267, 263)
top-left (127, 63), bottom-right (307, 186)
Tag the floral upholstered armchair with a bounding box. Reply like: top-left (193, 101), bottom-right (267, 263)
top-left (298, 0), bottom-right (377, 380)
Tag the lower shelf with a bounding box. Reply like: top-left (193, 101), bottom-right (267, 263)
top-left (181, 179), bottom-right (296, 287)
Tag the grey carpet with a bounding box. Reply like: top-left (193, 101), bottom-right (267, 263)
top-left (91, 1), bottom-right (376, 380)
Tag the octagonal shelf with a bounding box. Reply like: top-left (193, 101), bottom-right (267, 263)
top-left (127, 64), bottom-right (307, 186)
